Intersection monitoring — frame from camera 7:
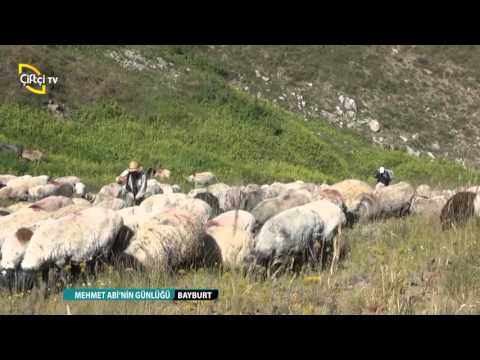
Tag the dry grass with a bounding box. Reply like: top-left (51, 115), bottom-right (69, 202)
top-left (2, 213), bottom-right (480, 315)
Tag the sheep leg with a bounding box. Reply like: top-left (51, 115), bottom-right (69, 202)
top-left (330, 225), bottom-right (342, 275)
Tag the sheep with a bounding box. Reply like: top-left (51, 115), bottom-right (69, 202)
top-left (194, 192), bottom-right (220, 218)
top-left (0, 175), bottom-right (17, 186)
top-left (139, 193), bottom-right (187, 214)
top-left (28, 182), bottom-right (74, 201)
top-left (411, 195), bottom-right (448, 217)
top-left (187, 188), bottom-right (207, 198)
top-left (6, 175), bottom-right (49, 189)
top-left (29, 196), bottom-right (74, 212)
top-left (6, 201), bottom-right (30, 213)
top-left (0, 207), bottom-right (53, 250)
top-left (202, 226), bottom-right (255, 268)
top-left (241, 189), bottom-right (266, 212)
top-left (71, 197), bottom-right (92, 207)
top-left (207, 183), bottom-right (230, 196)
top-left (350, 192), bottom-right (382, 223)
top-left (312, 188), bottom-right (346, 209)
top-left (242, 184), bottom-right (260, 193)
top-left (154, 168), bottom-right (171, 180)
top-left (1, 227), bottom-right (35, 271)
top-left (440, 192), bottom-right (479, 231)
top-left (95, 198), bottom-right (127, 211)
top-left (0, 175), bottom-right (50, 201)
top-left (16, 207), bottom-right (124, 289)
top-left (54, 176), bottom-right (81, 186)
top-left (373, 181), bottom-right (415, 218)
top-left (175, 198), bottom-right (212, 226)
top-left (74, 182), bottom-right (87, 198)
top-left (172, 184), bottom-right (182, 193)
top-left (251, 189), bottom-right (313, 231)
top-left (416, 184), bottom-right (432, 198)
top-left (206, 210), bottom-right (256, 234)
top-left (50, 203), bottom-right (92, 219)
top-left (94, 183), bottom-right (123, 204)
top-left (250, 206), bottom-right (324, 274)
top-left (330, 179), bottom-right (373, 210)
top-left (124, 208), bottom-right (209, 271)
top-left (0, 186), bottom-right (23, 201)
top-left (219, 186), bottom-right (246, 212)
top-left (301, 200), bottom-right (347, 272)
top-left (146, 179), bottom-right (164, 196)
top-left (187, 172), bottom-right (217, 188)
top-left (0, 209), bottom-right (10, 217)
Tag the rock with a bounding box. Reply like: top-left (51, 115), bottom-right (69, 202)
top-left (343, 97), bottom-right (357, 112)
top-left (0, 143), bottom-right (23, 157)
top-left (406, 146), bottom-right (420, 157)
top-left (22, 149), bottom-right (45, 162)
top-left (426, 152), bottom-right (435, 160)
top-left (432, 142), bottom-right (440, 151)
top-left (368, 119), bottom-right (381, 133)
top-left (400, 135), bottom-right (408, 143)
top-left (346, 110), bottom-right (356, 120)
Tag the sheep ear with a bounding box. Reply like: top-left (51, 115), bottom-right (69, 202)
top-left (16, 228), bottom-right (34, 243)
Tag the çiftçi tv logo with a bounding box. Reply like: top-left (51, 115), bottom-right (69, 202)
top-left (18, 63), bottom-right (59, 95)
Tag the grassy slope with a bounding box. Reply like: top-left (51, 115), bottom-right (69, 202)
top-left (0, 45), bottom-right (478, 191)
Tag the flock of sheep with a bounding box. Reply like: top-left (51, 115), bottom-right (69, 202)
top-left (0, 171), bottom-right (478, 294)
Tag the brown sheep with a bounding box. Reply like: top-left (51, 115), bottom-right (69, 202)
top-left (440, 192), bottom-right (478, 231)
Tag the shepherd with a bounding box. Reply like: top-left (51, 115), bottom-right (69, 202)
top-left (375, 166), bottom-right (394, 186)
top-left (116, 161), bottom-right (149, 206)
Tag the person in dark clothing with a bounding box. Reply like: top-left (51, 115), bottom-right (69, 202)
top-left (375, 166), bottom-right (393, 186)
top-left (116, 161), bottom-right (148, 206)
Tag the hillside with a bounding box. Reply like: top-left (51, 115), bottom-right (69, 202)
top-left (1, 45), bottom-right (479, 190)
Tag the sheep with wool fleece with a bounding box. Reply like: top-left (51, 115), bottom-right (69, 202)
top-left (28, 182), bottom-right (74, 201)
top-left (0, 207), bottom-right (52, 250)
top-left (20, 207), bottom-right (124, 271)
top-left (124, 208), bottom-right (207, 270)
top-left (29, 196), bottom-right (74, 212)
top-left (206, 210), bottom-right (255, 234)
top-left (202, 226), bottom-right (255, 268)
top-left (139, 193), bottom-right (187, 213)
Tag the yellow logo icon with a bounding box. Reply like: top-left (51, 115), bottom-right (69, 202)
top-left (18, 64), bottom-right (58, 95)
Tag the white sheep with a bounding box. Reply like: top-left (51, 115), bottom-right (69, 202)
top-left (0, 175), bottom-right (50, 200)
top-left (206, 210), bottom-right (255, 233)
top-left (0, 175), bottom-right (17, 186)
top-left (203, 226), bottom-right (255, 268)
top-left (71, 197), bottom-right (91, 207)
top-left (124, 208), bottom-right (207, 270)
top-left (0, 207), bottom-right (52, 250)
top-left (28, 182), bottom-right (74, 201)
top-left (140, 193), bottom-right (187, 213)
top-left (6, 175), bottom-right (49, 189)
top-left (54, 176), bottom-right (81, 186)
top-left (252, 206), bottom-right (324, 272)
top-left (20, 207), bottom-right (124, 271)
top-left (95, 198), bottom-right (127, 210)
top-left (29, 196), bottom-right (74, 212)
top-left (6, 202), bottom-right (30, 213)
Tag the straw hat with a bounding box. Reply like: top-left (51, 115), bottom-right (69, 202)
top-left (128, 161), bottom-right (143, 172)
